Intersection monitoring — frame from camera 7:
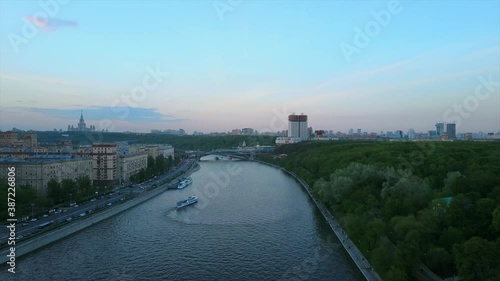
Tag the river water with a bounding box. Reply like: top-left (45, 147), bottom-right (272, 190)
top-left (2, 160), bottom-right (363, 281)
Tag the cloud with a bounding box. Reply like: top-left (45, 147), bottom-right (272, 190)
top-left (15, 106), bottom-right (185, 124)
top-left (25, 16), bottom-right (78, 32)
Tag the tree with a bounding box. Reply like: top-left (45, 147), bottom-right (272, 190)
top-left (47, 178), bottom-right (62, 204)
top-left (425, 247), bottom-right (454, 277)
top-left (155, 154), bottom-right (165, 174)
top-left (454, 237), bottom-right (500, 281)
top-left (386, 263), bottom-right (408, 281)
top-left (493, 206), bottom-right (500, 233)
top-left (61, 179), bottom-right (75, 202)
top-left (370, 245), bottom-right (394, 276)
top-left (167, 155), bottom-right (173, 169)
top-left (438, 226), bottom-right (465, 252)
top-left (76, 175), bottom-right (93, 197)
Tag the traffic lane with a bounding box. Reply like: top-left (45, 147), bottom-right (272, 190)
top-left (1, 163), bottom-right (195, 242)
top-left (0, 195), bottom-right (124, 243)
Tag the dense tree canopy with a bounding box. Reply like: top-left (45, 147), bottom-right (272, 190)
top-left (36, 131), bottom-right (275, 151)
top-left (260, 140), bottom-right (500, 280)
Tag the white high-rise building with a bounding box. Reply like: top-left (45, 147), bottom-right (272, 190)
top-left (288, 114), bottom-right (308, 141)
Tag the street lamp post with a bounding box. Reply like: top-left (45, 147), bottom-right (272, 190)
top-left (95, 191), bottom-right (98, 210)
top-left (31, 203), bottom-right (34, 219)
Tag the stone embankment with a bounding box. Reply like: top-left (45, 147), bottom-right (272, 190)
top-left (255, 160), bottom-right (382, 281)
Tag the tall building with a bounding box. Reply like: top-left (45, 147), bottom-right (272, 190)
top-left (241, 128), bottom-right (255, 135)
top-left (435, 123), bottom-right (445, 136)
top-left (68, 111), bottom-right (96, 132)
top-left (288, 114), bottom-right (308, 141)
top-left (92, 143), bottom-right (117, 186)
top-left (446, 123), bottom-right (456, 140)
top-left (117, 153), bottom-right (148, 184)
top-left (408, 129), bottom-right (415, 139)
top-left (464, 133), bottom-right (473, 141)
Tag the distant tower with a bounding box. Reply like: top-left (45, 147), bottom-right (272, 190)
top-left (288, 114), bottom-right (308, 140)
top-left (446, 123), bottom-right (456, 140)
top-left (78, 111), bottom-right (86, 131)
top-left (408, 129), bottom-right (415, 139)
top-left (435, 123), bottom-right (445, 136)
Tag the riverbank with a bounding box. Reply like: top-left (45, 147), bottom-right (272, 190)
top-left (255, 160), bottom-right (382, 281)
top-left (0, 161), bottom-right (199, 265)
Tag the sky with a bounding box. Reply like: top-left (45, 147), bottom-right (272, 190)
top-left (0, 0), bottom-right (499, 134)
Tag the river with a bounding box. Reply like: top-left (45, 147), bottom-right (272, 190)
top-left (2, 160), bottom-right (363, 281)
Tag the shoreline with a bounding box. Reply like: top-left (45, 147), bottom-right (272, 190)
top-left (0, 162), bottom-right (199, 265)
top-left (254, 160), bottom-right (382, 281)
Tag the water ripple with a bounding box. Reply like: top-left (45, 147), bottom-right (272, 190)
top-left (2, 162), bottom-right (363, 281)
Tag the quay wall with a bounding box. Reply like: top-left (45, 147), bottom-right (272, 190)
top-left (255, 160), bottom-right (382, 281)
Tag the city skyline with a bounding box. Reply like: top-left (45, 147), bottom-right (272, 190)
top-left (1, 1), bottom-right (499, 133)
top-left (1, 109), bottom-right (497, 136)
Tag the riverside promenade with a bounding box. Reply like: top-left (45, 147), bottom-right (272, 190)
top-left (257, 161), bottom-right (382, 281)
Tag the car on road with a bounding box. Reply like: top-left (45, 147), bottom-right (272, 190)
top-left (43, 214), bottom-right (48, 218)
top-left (66, 217), bottom-right (72, 222)
top-left (79, 213), bottom-right (86, 217)
top-left (107, 203), bottom-right (112, 206)
top-left (30, 218), bottom-right (37, 222)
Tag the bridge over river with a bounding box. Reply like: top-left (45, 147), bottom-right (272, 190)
top-left (188, 146), bottom-right (275, 161)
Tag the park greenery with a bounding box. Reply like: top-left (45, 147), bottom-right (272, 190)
top-left (36, 131), bottom-right (276, 151)
top-left (260, 140), bottom-right (500, 281)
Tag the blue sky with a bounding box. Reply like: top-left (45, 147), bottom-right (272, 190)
top-left (0, 0), bottom-right (499, 134)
